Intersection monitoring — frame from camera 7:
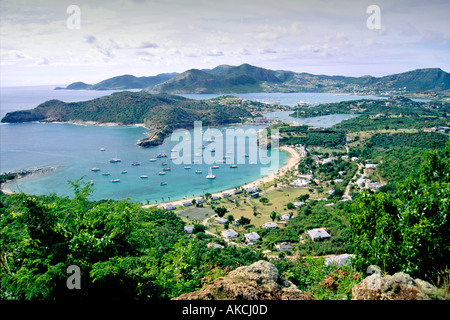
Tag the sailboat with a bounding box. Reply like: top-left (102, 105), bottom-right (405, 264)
top-left (206, 167), bottom-right (216, 179)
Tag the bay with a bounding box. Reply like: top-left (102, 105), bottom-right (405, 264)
top-left (0, 86), bottom-right (384, 203)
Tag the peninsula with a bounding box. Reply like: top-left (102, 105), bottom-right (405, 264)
top-left (0, 92), bottom-right (257, 147)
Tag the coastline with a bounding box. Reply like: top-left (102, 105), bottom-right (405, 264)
top-left (143, 145), bottom-right (301, 209)
top-left (1, 166), bottom-right (58, 195)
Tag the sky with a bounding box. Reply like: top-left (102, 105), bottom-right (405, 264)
top-left (1, 0), bottom-right (449, 86)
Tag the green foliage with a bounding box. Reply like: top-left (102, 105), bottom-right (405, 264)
top-left (214, 206), bottom-right (227, 217)
top-left (279, 256), bottom-right (361, 300)
top-left (0, 179), bottom-right (264, 300)
top-left (349, 142), bottom-right (450, 282)
top-left (281, 129), bottom-right (346, 148)
top-left (368, 132), bottom-right (449, 150)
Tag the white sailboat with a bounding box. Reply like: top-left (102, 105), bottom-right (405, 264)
top-left (206, 166), bottom-right (216, 179)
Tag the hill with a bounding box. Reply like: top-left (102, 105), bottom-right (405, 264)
top-left (55, 72), bottom-right (178, 90)
top-left (0, 91), bottom-right (253, 147)
top-left (147, 64), bottom-right (450, 97)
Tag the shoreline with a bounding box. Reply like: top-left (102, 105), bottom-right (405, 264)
top-left (143, 145), bottom-right (301, 209)
top-left (1, 166), bottom-right (58, 195)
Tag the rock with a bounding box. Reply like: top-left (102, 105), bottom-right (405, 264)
top-left (352, 271), bottom-right (440, 300)
top-left (173, 260), bottom-right (315, 300)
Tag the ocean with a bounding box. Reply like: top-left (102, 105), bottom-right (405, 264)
top-left (0, 86), bottom-right (384, 203)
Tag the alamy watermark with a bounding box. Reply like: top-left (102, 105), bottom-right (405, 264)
top-left (66, 5), bottom-right (81, 29)
top-left (366, 5), bottom-right (381, 30)
top-left (66, 265), bottom-right (81, 289)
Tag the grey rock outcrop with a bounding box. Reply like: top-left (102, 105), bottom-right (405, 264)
top-left (173, 260), bottom-right (315, 300)
top-left (352, 270), bottom-right (446, 300)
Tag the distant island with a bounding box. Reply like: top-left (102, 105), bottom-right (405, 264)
top-left (57, 63), bottom-right (450, 98)
top-left (0, 92), bottom-right (259, 147)
top-left (55, 72), bottom-right (178, 91)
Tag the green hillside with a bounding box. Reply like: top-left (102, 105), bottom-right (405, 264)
top-left (148, 64), bottom-right (450, 97)
top-left (1, 91), bottom-right (253, 146)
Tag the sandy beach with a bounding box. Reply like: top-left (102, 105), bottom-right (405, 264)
top-left (144, 145), bottom-right (301, 209)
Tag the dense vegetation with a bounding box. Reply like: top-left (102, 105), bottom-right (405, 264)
top-left (349, 142), bottom-right (450, 282)
top-left (0, 179), bottom-right (264, 300)
top-left (293, 96), bottom-right (450, 118)
top-left (333, 114), bottom-right (449, 132)
top-left (1, 92), bottom-right (252, 128)
top-left (149, 64), bottom-right (450, 97)
top-left (368, 132), bottom-right (449, 150)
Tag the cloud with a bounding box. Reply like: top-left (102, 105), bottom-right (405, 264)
top-left (138, 41), bottom-right (159, 49)
top-left (84, 35), bottom-right (97, 44)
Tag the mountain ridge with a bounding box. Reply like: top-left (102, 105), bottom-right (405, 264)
top-left (55, 72), bottom-right (179, 91)
top-left (147, 64), bottom-right (450, 97)
top-left (55, 64), bottom-right (450, 97)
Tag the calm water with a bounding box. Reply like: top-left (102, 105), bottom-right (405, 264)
top-left (0, 87), bottom-right (383, 203)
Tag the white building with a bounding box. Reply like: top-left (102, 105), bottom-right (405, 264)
top-left (215, 217), bottom-right (228, 224)
top-left (281, 213), bottom-right (294, 221)
top-left (294, 201), bottom-right (306, 208)
top-left (246, 186), bottom-right (261, 193)
top-left (222, 229), bottom-right (238, 239)
top-left (325, 254), bottom-right (354, 266)
top-left (290, 179), bottom-right (310, 187)
top-left (276, 242), bottom-right (293, 252)
top-left (307, 228), bottom-right (331, 241)
top-left (244, 232), bottom-right (260, 242)
top-left (184, 226), bottom-right (194, 234)
top-left (163, 203), bottom-right (176, 210)
top-left (263, 222), bottom-right (278, 229)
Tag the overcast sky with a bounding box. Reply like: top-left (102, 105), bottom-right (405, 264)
top-left (1, 0), bottom-right (449, 86)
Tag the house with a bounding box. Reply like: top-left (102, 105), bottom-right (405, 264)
top-left (244, 232), bottom-right (260, 242)
top-left (341, 155), bottom-right (349, 161)
top-left (334, 179), bottom-right (344, 183)
top-left (232, 189), bottom-right (243, 195)
top-left (246, 186), bottom-right (261, 193)
top-left (221, 193), bottom-right (231, 198)
top-left (184, 226), bottom-right (194, 234)
top-left (281, 213), bottom-right (293, 221)
top-left (351, 157), bottom-right (359, 161)
top-left (207, 242), bottom-right (223, 249)
top-left (250, 192), bottom-right (259, 198)
top-left (290, 179), bottom-right (310, 187)
top-left (196, 198), bottom-right (206, 204)
top-left (365, 164), bottom-right (378, 169)
top-left (181, 201), bottom-right (192, 207)
top-left (298, 174), bottom-right (313, 180)
top-left (163, 203), bottom-right (176, 210)
top-left (307, 228), bottom-right (331, 241)
top-left (215, 217), bottom-right (228, 224)
top-left (276, 242), bottom-right (293, 252)
top-left (325, 254), bottom-right (354, 266)
top-left (210, 195), bottom-right (220, 201)
top-left (262, 222), bottom-right (278, 229)
top-left (294, 201), bottom-right (305, 208)
top-left (222, 228), bottom-right (238, 239)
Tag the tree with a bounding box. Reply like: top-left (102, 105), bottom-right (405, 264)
top-left (349, 141), bottom-right (450, 282)
top-left (270, 211), bottom-right (277, 222)
top-left (215, 206), bottom-right (227, 217)
top-left (238, 216), bottom-right (251, 225)
top-left (286, 202), bottom-right (295, 210)
top-left (259, 197), bottom-right (269, 205)
top-left (192, 224), bottom-right (206, 234)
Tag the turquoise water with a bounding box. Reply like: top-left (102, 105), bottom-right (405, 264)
top-left (0, 87), bottom-right (385, 203)
top-left (2, 122), bottom-right (284, 203)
